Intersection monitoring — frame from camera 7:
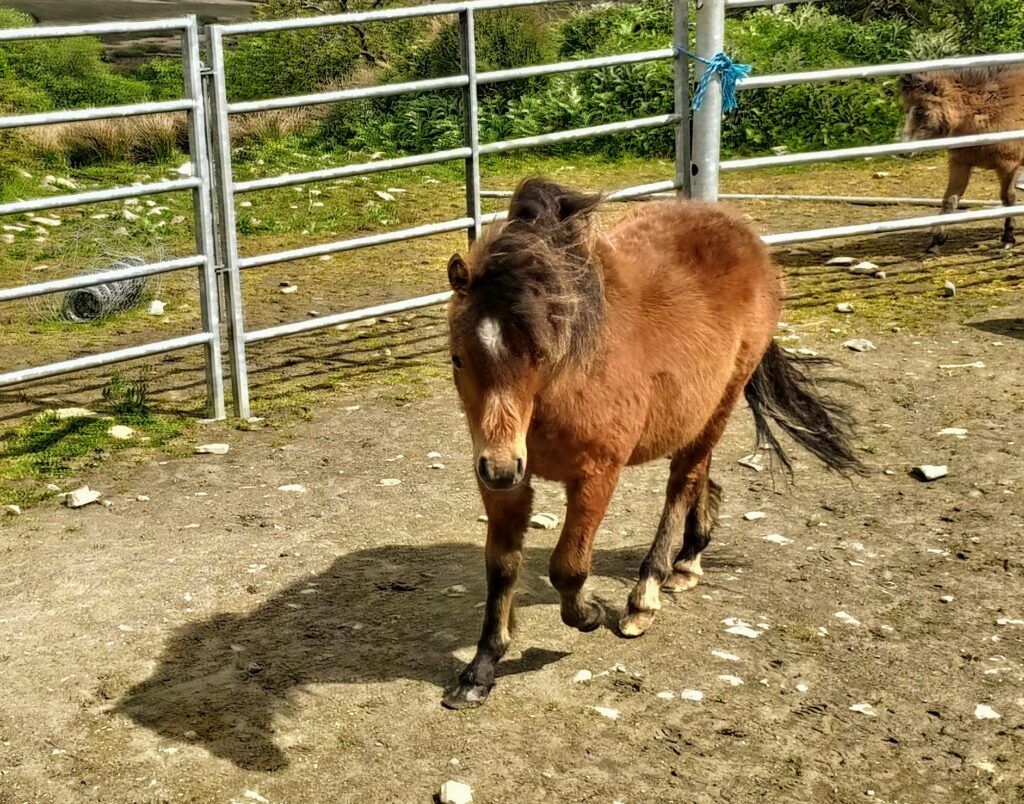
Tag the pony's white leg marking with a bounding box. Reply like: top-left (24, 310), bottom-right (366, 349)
top-left (637, 576), bottom-right (662, 611)
top-left (663, 554), bottom-right (704, 592)
top-left (477, 316), bottom-right (504, 357)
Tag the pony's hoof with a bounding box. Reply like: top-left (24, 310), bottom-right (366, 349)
top-left (618, 610), bottom-right (655, 638)
top-left (925, 245), bottom-right (942, 256)
top-left (564, 600), bottom-right (605, 632)
top-left (442, 682), bottom-right (491, 710)
top-left (662, 570), bottom-right (701, 592)
top-left (1002, 239), bottom-right (1015, 250)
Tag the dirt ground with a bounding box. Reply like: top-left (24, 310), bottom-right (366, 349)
top-left (3, 170), bottom-right (1024, 801)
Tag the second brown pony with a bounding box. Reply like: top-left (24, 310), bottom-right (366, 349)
top-left (443, 179), bottom-right (863, 709)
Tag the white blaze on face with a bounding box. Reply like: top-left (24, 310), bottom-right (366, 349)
top-left (477, 316), bottom-right (504, 357)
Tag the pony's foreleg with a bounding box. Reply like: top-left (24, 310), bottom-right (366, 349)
top-left (927, 159), bottom-right (972, 254)
top-left (549, 469), bottom-right (620, 632)
top-left (619, 453), bottom-right (711, 638)
top-left (999, 164), bottom-right (1019, 247)
top-left (443, 480), bottom-right (532, 710)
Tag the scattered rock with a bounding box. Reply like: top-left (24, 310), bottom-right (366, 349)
top-left (3, 504), bottom-right (21, 516)
top-left (242, 792), bottom-right (269, 804)
top-left (572, 669), bottom-right (593, 684)
top-left (762, 533), bottom-right (793, 546)
top-left (65, 486), bottom-right (102, 508)
top-left (427, 451), bottom-right (443, 459)
top-left (279, 284), bottom-right (298, 295)
top-left (54, 407), bottom-right (100, 420)
top-left (995, 617), bottom-right (1024, 626)
top-left (834, 611), bottom-right (861, 626)
top-left (136, 495), bottom-right (150, 502)
top-left (849, 261), bottom-right (879, 275)
top-left (974, 704), bottom-right (1000, 720)
top-left (938, 361), bottom-right (985, 369)
top-left (439, 780), bottom-right (473, 804)
top-left (530, 512), bottom-right (559, 530)
top-left (374, 190), bottom-right (396, 202)
top-left (380, 478), bottom-right (401, 486)
top-left (835, 302), bottom-right (855, 313)
top-left (656, 690), bottom-right (675, 700)
top-left (911, 464), bottom-right (948, 481)
top-left (843, 339), bottom-right (876, 352)
top-left (443, 584), bottom-right (467, 596)
top-left (45, 484), bottom-right (60, 492)
top-left (276, 484), bottom-right (306, 493)
top-left (28, 216), bottom-right (61, 227)
top-left (428, 462), bottom-right (446, 470)
top-left (107, 425), bottom-right (134, 440)
top-left (711, 650), bottom-right (740, 662)
top-left (826, 256), bottom-right (857, 266)
top-left (937, 427), bottom-right (967, 438)
top-left (724, 622), bottom-right (762, 639)
top-left (148, 300), bottom-right (166, 316)
top-left (849, 703), bottom-right (877, 717)
top-left (743, 511), bottom-right (766, 521)
top-left (593, 706), bottom-right (620, 720)
top-left (795, 683), bottom-right (810, 693)
top-left (680, 689), bottom-right (704, 701)
top-left (477, 514), bottom-right (488, 522)
top-left (872, 171), bottom-right (891, 178)
top-left (718, 674), bottom-right (744, 686)
top-left (195, 443), bottom-right (230, 455)
top-left (874, 271), bottom-right (887, 279)
top-left (176, 161), bottom-right (193, 177)
top-left (738, 454), bottom-right (765, 472)
top-left (943, 280), bottom-right (956, 298)
top-left (939, 595), bottom-right (955, 603)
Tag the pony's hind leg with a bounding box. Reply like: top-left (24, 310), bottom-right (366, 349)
top-left (443, 480), bottom-right (532, 710)
top-left (663, 476), bottom-right (721, 592)
top-left (927, 159), bottom-right (972, 254)
top-left (999, 165), bottom-right (1019, 247)
top-left (620, 453), bottom-right (710, 638)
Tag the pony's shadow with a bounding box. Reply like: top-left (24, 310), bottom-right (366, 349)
top-left (969, 315), bottom-right (1024, 342)
top-left (114, 542), bottom-right (646, 772)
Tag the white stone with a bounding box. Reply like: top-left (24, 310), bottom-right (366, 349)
top-left (738, 454), bottom-right (765, 472)
top-left (279, 284), bottom-right (297, 294)
top-left (572, 669), bottom-right (593, 683)
top-left (826, 256), bottom-right (856, 266)
top-left (439, 780), bottom-right (473, 804)
top-left (243, 792), bottom-right (269, 804)
top-left (711, 650), bottom-right (740, 662)
top-left (938, 361), bottom-right (984, 369)
top-left (718, 674), bottom-right (744, 686)
top-left (54, 407), bottom-right (100, 420)
top-left (107, 425), bottom-right (134, 440)
top-left (374, 190), bottom-right (396, 202)
top-left (656, 691), bottom-right (675, 700)
top-left (195, 443), bottom-right (230, 455)
top-left (974, 704), bottom-right (1000, 720)
top-left (429, 462), bottom-right (446, 470)
top-left (762, 534), bottom-right (793, 546)
top-left (427, 451), bottom-right (443, 459)
top-left (680, 689), bottom-right (704, 701)
top-left (943, 280), bottom-right (956, 298)
top-left (46, 484), bottom-right (60, 492)
top-left (136, 495), bottom-right (150, 502)
top-left (725, 625), bottom-right (762, 639)
top-left (65, 486), bottom-right (102, 508)
top-left (912, 464), bottom-right (948, 481)
top-left (380, 478), bottom-right (401, 486)
top-left (147, 300), bottom-right (166, 316)
top-left (443, 584), bottom-right (467, 596)
top-left (835, 302), bottom-right (855, 313)
top-left (843, 339), bottom-right (876, 352)
top-left (530, 512), bottom-right (559, 530)
top-left (277, 484), bottom-right (306, 493)
top-left (937, 427), bottom-right (967, 438)
top-left (593, 706), bottom-right (620, 719)
top-left (849, 261), bottom-right (879, 275)
top-left (996, 618), bottom-right (1024, 626)
top-left (744, 511), bottom-right (766, 521)
top-left (176, 161), bottom-right (194, 177)
top-left (3, 504), bottom-right (21, 515)
top-left (795, 683), bottom-right (809, 693)
top-left (850, 703), bottom-right (877, 717)
top-left (28, 216), bottom-right (61, 227)
top-left (939, 595), bottom-right (955, 603)
top-left (834, 611), bottom-right (861, 626)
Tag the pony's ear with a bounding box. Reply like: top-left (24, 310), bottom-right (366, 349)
top-left (447, 253), bottom-right (470, 295)
top-left (509, 177), bottom-right (600, 226)
top-left (900, 73), bottom-right (938, 95)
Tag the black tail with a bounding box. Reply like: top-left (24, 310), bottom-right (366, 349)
top-left (744, 342), bottom-right (867, 477)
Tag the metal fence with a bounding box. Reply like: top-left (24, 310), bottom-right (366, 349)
top-left (1, 0), bottom-right (1023, 419)
top-left (0, 16), bottom-right (225, 419)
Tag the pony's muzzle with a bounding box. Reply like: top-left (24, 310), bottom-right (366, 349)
top-left (476, 453), bottom-right (526, 491)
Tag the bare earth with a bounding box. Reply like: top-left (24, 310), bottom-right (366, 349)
top-left (2, 301), bottom-right (1024, 801)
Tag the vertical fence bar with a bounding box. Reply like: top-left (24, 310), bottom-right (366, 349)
top-left (459, 7), bottom-right (482, 241)
top-left (673, 0), bottom-right (691, 198)
top-left (206, 26), bottom-right (252, 419)
top-left (183, 16), bottom-right (226, 419)
top-left (691, 0), bottom-right (725, 201)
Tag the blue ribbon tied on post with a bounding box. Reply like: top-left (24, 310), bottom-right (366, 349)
top-left (676, 47), bottom-right (752, 113)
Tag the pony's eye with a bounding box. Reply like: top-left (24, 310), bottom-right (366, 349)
top-left (451, 354), bottom-right (463, 370)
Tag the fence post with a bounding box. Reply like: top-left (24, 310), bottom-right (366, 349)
top-left (206, 25), bottom-right (252, 420)
top-left (459, 8), bottom-right (482, 241)
top-left (691, 0), bottom-right (725, 201)
top-left (182, 15), bottom-right (226, 420)
top-left (673, 0), bottom-right (691, 198)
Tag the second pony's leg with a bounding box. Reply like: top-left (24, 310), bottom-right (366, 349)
top-left (620, 452), bottom-right (711, 638)
top-left (927, 158), bottom-right (973, 254)
top-left (998, 164), bottom-right (1019, 247)
top-left (663, 475), bottom-right (721, 592)
top-left (443, 479), bottom-right (533, 709)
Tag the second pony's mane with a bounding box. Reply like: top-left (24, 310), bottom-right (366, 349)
top-left (467, 178), bottom-right (606, 368)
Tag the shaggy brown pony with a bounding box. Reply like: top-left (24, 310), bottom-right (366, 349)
top-left (442, 179), bottom-right (864, 709)
top-left (901, 67), bottom-right (1024, 252)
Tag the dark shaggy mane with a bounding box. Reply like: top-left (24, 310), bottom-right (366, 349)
top-left (907, 65), bottom-right (1024, 89)
top-left (468, 178), bottom-right (606, 368)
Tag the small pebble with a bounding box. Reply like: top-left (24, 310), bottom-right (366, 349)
top-left (843, 339), bottom-right (876, 352)
top-left (943, 280), bottom-right (956, 297)
top-left (834, 611), bottom-right (861, 626)
top-left (974, 704), bottom-right (1000, 720)
top-left (849, 703), bottom-right (877, 717)
top-left (849, 261), bottom-right (879, 275)
top-left (939, 595), bottom-right (955, 603)
top-left (680, 689), bottom-right (704, 701)
top-left (530, 512), bottom-right (559, 530)
top-left (439, 780), bottom-right (473, 804)
top-left (911, 464), bottom-right (948, 481)
top-left (718, 674), bottom-right (743, 686)
top-left (572, 669), bottom-right (593, 684)
top-left (107, 425), bottom-right (134, 440)
top-left (826, 256), bottom-right (856, 266)
top-left (593, 706), bottom-right (620, 720)
top-left (277, 484), bottom-right (306, 493)
top-left (380, 478), bottom-right (401, 486)
top-left (835, 302), bottom-right (855, 313)
top-left (3, 504), bottom-right (21, 516)
top-left (743, 511), bottom-right (766, 521)
top-left (195, 443), bottom-right (229, 455)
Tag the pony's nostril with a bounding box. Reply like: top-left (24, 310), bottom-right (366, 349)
top-left (477, 456), bottom-right (490, 481)
top-left (515, 457), bottom-right (525, 476)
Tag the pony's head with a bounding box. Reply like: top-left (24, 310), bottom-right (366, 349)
top-left (446, 178), bottom-right (604, 491)
top-left (899, 72), bottom-right (958, 141)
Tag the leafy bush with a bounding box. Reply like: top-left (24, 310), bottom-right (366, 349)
top-left (968, 0), bottom-right (1024, 54)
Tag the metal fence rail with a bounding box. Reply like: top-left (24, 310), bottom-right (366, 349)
top-left (0, 15), bottom-right (224, 419)
top-left (207, 0), bottom-right (689, 418)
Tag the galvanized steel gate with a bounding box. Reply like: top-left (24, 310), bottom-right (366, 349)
top-left (2, 0), bottom-right (1024, 419)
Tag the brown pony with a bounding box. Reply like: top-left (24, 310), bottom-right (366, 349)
top-left (901, 67), bottom-right (1024, 252)
top-left (443, 179), bottom-right (863, 709)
